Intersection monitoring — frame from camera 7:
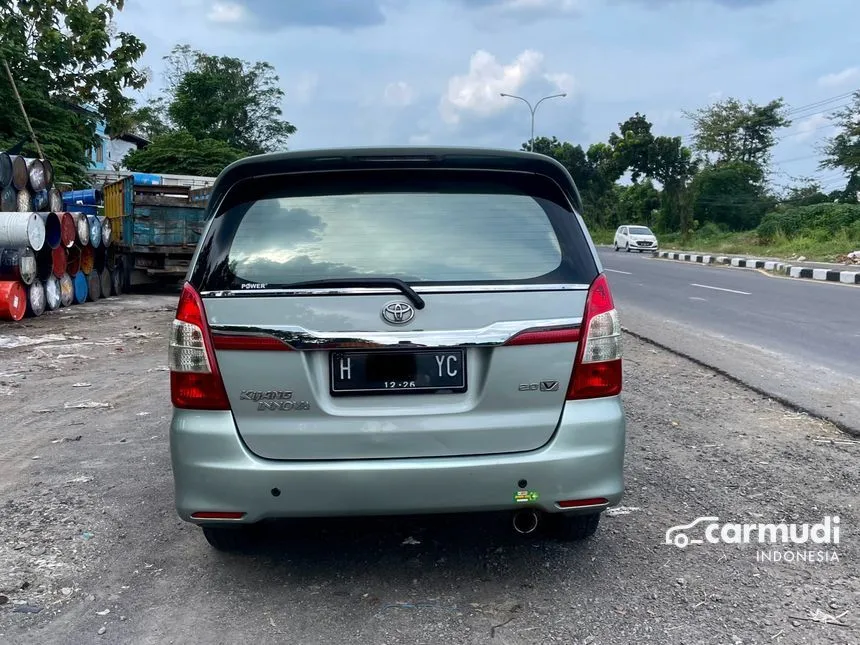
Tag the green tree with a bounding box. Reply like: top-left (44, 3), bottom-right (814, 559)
top-left (152, 44), bottom-right (296, 154)
top-left (123, 131), bottom-right (244, 176)
top-left (604, 114), bottom-right (698, 235)
top-left (0, 0), bottom-right (146, 184)
top-left (109, 104), bottom-right (169, 140)
top-left (784, 179), bottom-right (830, 207)
top-left (820, 90), bottom-right (860, 191)
top-left (684, 97), bottom-right (791, 177)
top-left (525, 136), bottom-right (619, 228)
top-left (616, 180), bottom-right (661, 227)
top-left (689, 162), bottom-right (769, 231)
top-left (608, 113), bottom-right (653, 182)
top-left (648, 135), bottom-right (698, 236)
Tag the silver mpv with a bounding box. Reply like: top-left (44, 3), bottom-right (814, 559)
top-left (168, 147), bottom-right (626, 551)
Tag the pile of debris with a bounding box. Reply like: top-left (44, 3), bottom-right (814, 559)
top-left (836, 251), bottom-right (860, 265)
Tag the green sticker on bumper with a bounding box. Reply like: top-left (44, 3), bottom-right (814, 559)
top-left (515, 490), bottom-right (539, 503)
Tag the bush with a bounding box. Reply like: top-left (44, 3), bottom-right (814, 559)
top-left (756, 218), bottom-right (779, 243)
top-left (756, 203), bottom-right (860, 242)
top-left (696, 222), bottom-right (727, 238)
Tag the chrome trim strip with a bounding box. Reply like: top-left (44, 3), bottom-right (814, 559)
top-left (210, 317), bottom-right (582, 351)
top-left (200, 283), bottom-right (589, 298)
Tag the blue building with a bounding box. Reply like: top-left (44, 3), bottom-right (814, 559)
top-left (76, 103), bottom-right (149, 172)
top-left (88, 116), bottom-right (109, 170)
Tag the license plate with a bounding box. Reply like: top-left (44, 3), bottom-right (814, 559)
top-left (330, 349), bottom-right (466, 395)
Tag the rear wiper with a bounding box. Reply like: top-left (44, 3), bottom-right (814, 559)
top-left (285, 278), bottom-right (425, 310)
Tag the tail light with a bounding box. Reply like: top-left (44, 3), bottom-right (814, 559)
top-left (169, 283), bottom-right (230, 410)
top-left (504, 327), bottom-right (581, 346)
top-left (567, 273), bottom-right (622, 399)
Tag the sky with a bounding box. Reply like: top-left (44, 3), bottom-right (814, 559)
top-left (115, 0), bottom-right (860, 192)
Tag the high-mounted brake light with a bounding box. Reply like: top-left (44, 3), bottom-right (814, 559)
top-left (566, 273), bottom-right (622, 400)
top-left (169, 283), bottom-right (230, 410)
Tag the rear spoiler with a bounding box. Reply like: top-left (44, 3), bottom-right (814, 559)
top-left (202, 147), bottom-right (584, 219)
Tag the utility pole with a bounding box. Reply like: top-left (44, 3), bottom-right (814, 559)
top-left (500, 92), bottom-right (567, 152)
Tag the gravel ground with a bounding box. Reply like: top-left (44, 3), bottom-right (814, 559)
top-left (0, 296), bottom-right (857, 644)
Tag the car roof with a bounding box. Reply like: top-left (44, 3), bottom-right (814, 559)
top-left (205, 146), bottom-right (584, 215)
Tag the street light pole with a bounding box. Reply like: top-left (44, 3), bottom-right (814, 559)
top-left (500, 92), bottom-right (566, 152)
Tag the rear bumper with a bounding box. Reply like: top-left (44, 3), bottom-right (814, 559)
top-left (169, 397), bottom-right (626, 523)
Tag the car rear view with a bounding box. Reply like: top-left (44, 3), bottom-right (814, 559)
top-left (168, 148), bottom-right (626, 550)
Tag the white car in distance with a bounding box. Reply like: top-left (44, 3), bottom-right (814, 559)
top-left (613, 225), bottom-right (659, 253)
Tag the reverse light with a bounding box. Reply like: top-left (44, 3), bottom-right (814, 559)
top-left (566, 273), bottom-right (622, 400)
top-left (169, 283), bottom-right (230, 410)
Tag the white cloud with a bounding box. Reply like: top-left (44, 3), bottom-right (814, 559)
top-left (439, 50), bottom-right (571, 124)
top-left (383, 81), bottom-right (416, 107)
top-left (817, 67), bottom-right (860, 88)
top-left (289, 72), bottom-right (319, 104)
top-left (544, 72), bottom-right (575, 95)
top-left (461, 0), bottom-right (581, 20)
top-left (493, 0), bottom-right (580, 14)
top-left (207, 1), bottom-right (245, 23)
top-left (794, 113), bottom-right (831, 142)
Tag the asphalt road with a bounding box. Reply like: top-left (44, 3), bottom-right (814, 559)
top-left (598, 249), bottom-right (860, 434)
top-left (1, 296), bottom-right (857, 644)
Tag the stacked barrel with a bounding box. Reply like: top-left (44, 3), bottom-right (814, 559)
top-left (0, 152), bottom-right (121, 322)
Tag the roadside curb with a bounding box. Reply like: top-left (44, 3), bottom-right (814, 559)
top-left (654, 251), bottom-right (860, 285)
top-left (621, 327), bottom-right (860, 438)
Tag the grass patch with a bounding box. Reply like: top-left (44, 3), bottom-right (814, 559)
top-left (661, 229), bottom-right (857, 262)
top-left (590, 227), bottom-right (859, 262)
top-left (590, 229), bottom-right (616, 245)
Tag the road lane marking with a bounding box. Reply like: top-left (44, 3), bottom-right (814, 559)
top-left (690, 283), bottom-right (751, 295)
top-left (689, 297), bottom-right (707, 301)
top-left (605, 269), bottom-right (632, 275)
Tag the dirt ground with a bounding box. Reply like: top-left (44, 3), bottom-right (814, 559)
top-left (0, 295), bottom-right (857, 645)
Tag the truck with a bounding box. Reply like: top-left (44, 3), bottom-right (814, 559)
top-left (101, 173), bottom-right (215, 289)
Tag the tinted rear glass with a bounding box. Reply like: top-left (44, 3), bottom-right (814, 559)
top-left (628, 226), bottom-right (653, 235)
top-left (227, 193), bottom-right (561, 285)
top-left (193, 171), bottom-right (599, 290)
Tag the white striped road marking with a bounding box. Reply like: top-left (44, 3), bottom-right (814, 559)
top-left (689, 296), bottom-right (707, 301)
top-left (605, 269), bottom-right (632, 275)
top-left (690, 283), bottom-right (751, 295)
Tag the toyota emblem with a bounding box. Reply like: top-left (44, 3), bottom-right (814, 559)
top-left (381, 301), bottom-right (415, 325)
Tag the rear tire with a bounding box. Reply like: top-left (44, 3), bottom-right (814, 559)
top-left (201, 525), bottom-right (254, 552)
top-left (546, 512), bottom-right (601, 541)
top-left (613, 242), bottom-right (619, 252)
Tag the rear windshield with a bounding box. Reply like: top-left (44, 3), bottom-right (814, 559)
top-left (194, 172), bottom-right (598, 290)
top-left (628, 226), bottom-right (653, 235)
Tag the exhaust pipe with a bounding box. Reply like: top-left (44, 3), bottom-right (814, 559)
top-left (512, 509), bottom-right (540, 535)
